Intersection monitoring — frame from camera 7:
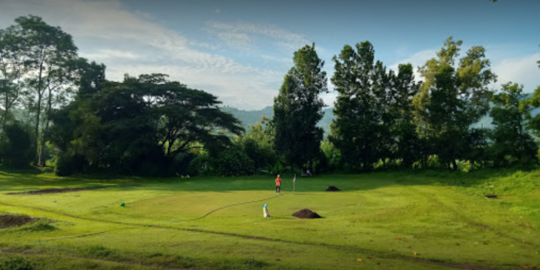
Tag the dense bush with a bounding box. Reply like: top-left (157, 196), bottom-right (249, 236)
top-left (1, 124), bottom-right (34, 168)
top-left (241, 138), bottom-right (277, 170)
top-left (54, 153), bottom-right (87, 176)
top-left (215, 148), bottom-right (255, 176)
top-left (188, 154), bottom-right (215, 176)
top-left (169, 152), bottom-right (197, 176)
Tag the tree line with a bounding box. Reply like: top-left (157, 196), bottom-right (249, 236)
top-left (1, 16), bottom-right (539, 176)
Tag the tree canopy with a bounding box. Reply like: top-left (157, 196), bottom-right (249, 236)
top-left (273, 43), bottom-right (327, 170)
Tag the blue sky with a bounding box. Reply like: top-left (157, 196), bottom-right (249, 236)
top-left (1, 0), bottom-right (539, 109)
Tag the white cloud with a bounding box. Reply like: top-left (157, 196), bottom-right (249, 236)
top-left (82, 49), bottom-right (141, 60)
top-left (491, 54), bottom-right (540, 93)
top-left (0, 0), bottom-right (285, 110)
top-left (388, 49), bottom-right (438, 81)
top-left (208, 22), bottom-right (311, 51)
top-left (217, 32), bottom-right (251, 49)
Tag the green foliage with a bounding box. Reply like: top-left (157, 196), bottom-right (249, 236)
top-left (0, 257), bottom-right (34, 270)
top-left (50, 73), bottom-right (243, 176)
top-left (526, 49), bottom-right (540, 143)
top-left (388, 64), bottom-right (422, 168)
top-left (413, 37), bottom-right (495, 170)
top-left (240, 138), bottom-right (276, 171)
top-left (215, 147), bottom-right (255, 176)
top-left (1, 123), bottom-right (34, 168)
top-left (490, 82), bottom-right (537, 166)
top-left (274, 43), bottom-right (327, 170)
top-left (321, 138), bottom-right (341, 170)
top-left (170, 152), bottom-right (197, 176)
top-left (331, 41), bottom-right (405, 170)
top-left (54, 153), bottom-right (86, 176)
top-left (188, 154), bottom-right (215, 176)
top-left (243, 115), bottom-right (275, 149)
top-left (0, 15), bottom-right (81, 166)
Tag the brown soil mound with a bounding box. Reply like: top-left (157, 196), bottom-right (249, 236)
top-left (7, 186), bottom-right (106, 195)
top-left (325, 186), bottom-right (340, 191)
top-left (0, 215), bottom-right (33, 229)
top-left (292, 209), bottom-right (321, 219)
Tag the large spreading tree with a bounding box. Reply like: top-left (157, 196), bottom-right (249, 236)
top-left (50, 73), bottom-right (244, 175)
top-left (273, 43), bottom-right (328, 170)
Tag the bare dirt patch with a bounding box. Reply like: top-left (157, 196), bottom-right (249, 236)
top-left (292, 209), bottom-right (321, 219)
top-left (6, 186), bottom-right (107, 195)
top-left (0, 215), bottom-right (33, 229)
top-left (325, 186), bottom-right (340, 191)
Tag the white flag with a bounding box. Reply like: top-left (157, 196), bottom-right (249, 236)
top-left (293, 174), bottom-right (296, 183)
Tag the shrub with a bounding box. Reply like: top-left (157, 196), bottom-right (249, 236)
top-left (1, 123), bottom-right (34, 168)
top-left (54, 153), bottom-right (86, 176)
top-left (241, 139), bottom-right (277, 170)
top-left (215, 148), bottom-right (255, 176)
top-left (169, 152), bottom-right (197, 176)
top-left (188, 154), bottom-right (215, 176)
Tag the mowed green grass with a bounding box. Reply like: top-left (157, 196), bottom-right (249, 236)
top-left (1, 169), bottom-right (540, 269)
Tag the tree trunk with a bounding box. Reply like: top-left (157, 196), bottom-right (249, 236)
top-left (35, 56), bottom-right (45, 166)
top-left (452, 159), bottom-right (458, 171)
top-left (38, 85), bottom-right (53, 166)
top-left (3, 82), bottom-right (8, 129)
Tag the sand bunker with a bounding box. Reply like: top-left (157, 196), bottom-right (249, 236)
top-left (325, 186), bottom-right (340, 191)
top-left (292, 209), bottom-right (321, 219)
top-left (0, 215), bottom-right (34, 229)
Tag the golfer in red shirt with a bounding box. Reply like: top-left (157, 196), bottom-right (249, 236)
top-left (275, 174), bottom-right (282, 193)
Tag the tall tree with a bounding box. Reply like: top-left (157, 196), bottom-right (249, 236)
top-left (0, 26), bottom-right (28, 129)
top-left (388, 64), bottom-right (421, 168)
top-left (1, 16), bottom-right (79, 165)
top-left (330, 41), bottom-right (386, 170)
top-left (413, 37), bottom-right (496, 169)
top-left (525, 47), bottom-right (540, 145)
top-left (490, 83), bottom-right (537, 166)
top-left (273, 43), bottom-right (327, 169)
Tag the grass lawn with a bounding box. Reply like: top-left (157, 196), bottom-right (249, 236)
top-left (1, 168), bottom-right (540, 269)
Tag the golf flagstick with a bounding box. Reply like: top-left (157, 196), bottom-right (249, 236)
top-left (293, 173), bottom-right (296, 192)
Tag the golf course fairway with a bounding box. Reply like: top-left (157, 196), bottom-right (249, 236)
top-left (1, 169), bottom-right (540, 269)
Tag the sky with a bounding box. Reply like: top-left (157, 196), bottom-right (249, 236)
top-left (0, 0), bottom-right (539, 110)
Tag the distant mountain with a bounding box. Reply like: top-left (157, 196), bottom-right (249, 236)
top-left (223, 93), bottom-right (540, 136)
top-left (221, 106), bottom-right (335, 135)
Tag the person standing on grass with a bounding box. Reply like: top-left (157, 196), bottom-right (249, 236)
top-left (275, 174), bottom-right (282, 193)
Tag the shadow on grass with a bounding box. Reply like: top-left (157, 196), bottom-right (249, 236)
top-left (0, 166), bottom-right (536, 194)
